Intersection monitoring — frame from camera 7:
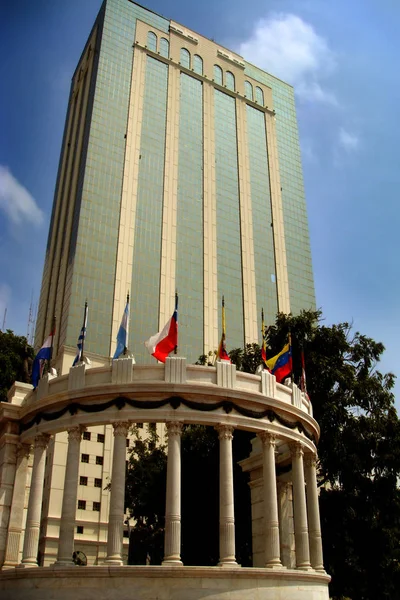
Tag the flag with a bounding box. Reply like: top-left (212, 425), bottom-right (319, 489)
top-left (261, 308), bottom-right (268, 367)
top-left (216, 296), bottom-right (231, 362)
top-left (145, 294), bottom-right (178, 363)
top-left (72, 302), bottom-right (88, 366)
top-left (32, 325), bottom-right (55, 388)
top-left (266, 341), bottom-right (292, 383)
top-left (113, 295), bottom-right (129, 359)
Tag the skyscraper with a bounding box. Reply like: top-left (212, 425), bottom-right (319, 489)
top-left (35, 0), bottom-right (315, 367)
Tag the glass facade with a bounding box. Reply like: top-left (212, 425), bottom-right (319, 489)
top-left (246, 105), bottom-right (278, 329)
top-left (130, 56), bottom-right (169, 362)
top-left (214, 90), bottom-right (244, 350)
top-left (175, 74), bottom-right (204, 362)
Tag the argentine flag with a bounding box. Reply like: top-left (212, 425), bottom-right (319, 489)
top-left (113, 299), bottom-right (129, 359)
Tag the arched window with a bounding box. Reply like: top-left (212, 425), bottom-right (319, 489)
top-left (225, 71), bottom-right (235, 91)
top-left (160, 38), bottom-right (169, 58)
top-left (255, 86), bottom-right (264, 105)
top-left (244, 81), bottom-right (253, 100)
top-left (213, 64), bottom-right (223, 85)
top-left (180, 48), bottom-right (190, 69)
top-left (193, 54), bottom-right (203, 75)
top-left (147, 31), bottom-right (157, 52)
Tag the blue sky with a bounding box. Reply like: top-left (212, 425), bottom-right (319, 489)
top-left (1, 0), bottom-right (399, 403)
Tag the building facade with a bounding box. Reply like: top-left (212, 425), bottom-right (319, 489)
top-left (35, 0), bottom-right (315, 367)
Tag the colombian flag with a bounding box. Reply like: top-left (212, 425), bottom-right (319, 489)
top-left (266, 342), bottom-right (292, 383)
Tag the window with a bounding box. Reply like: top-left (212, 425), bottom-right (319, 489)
top-left (94, 478), bottom-right (102, 488)
top-left (83, 432), bottom-right (91, 441)
top-left (96, 456), bottom-right (104, 466)
top-left (79, 476), bottom-right (88, 486)
top-left (77, 526), bottom-right (84, 534)
top-left (147, 31), bottom-right (157, 52)
top-left (123, 530), bottom-right (129, 538)
top-left (244, 81), bottom-right (253, 100)
top-left (226, 71), bottom-right (235, 91)
top-left (213, 64), bottom-right (223, 85)
top-left (78, 500), bottom-right (86, 510)
top-left (137, 423), bottom-right (143, 429)
top-left (97, 433), bottom-right (105, 443)
top-left (126, 439), bottom-right (130, 448)
top-left (149, 423), bottom-right (156, 432)
top-left (193, 54), bottom-right (203, 75)
top-left (180, 48), bottom-right (190, 69)
top-left (93, 502), bottom-right (101, 512)
top-left (81, 454), bottom-right (89, 463)
top-left (255, 86), bottom-right (264, 104)
top-left (160, 38), bottom-right (169, 58)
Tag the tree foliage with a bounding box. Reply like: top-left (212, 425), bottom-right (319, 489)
top-left (0, 330), bottom-right (34, 402)
top-left (125, 310), bottom-right (400, 599)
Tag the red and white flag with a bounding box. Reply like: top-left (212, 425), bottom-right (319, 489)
top-left (145, 296), bottom-right (178, 363)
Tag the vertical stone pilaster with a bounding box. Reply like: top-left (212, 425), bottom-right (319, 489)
top-left (105, 422), bottom-right (130, 565)
top-left (290, 442), bottom-right (311, 570)
top-left (259, 432), bottom-right (282, 568)
top-left (54, 427), bottom-right (84, 566)
top-left (163, 421), bottom-right (183, 565)
top-left (1, 443), bottom-right (30, 568)
top-left (304, 453), bottom-right (325, 572)
top-left (277, 481), bottom-right (296, 569)
top-left (19, 434), bottom-right (50, 567)
top-left (216, 425), bottom-right (237, 566)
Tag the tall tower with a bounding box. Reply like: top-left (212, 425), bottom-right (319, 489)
top-left (35, 0), bottom-right (315, 366)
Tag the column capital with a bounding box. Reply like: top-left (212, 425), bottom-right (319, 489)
top-left (17, 443), bottom-right (31, 459)
top-left (215, 424), bottom-right (234, 441)
top-left (165, 421), bottom-right (183, 437)
top-left (289, 441), bottom-right (304, 458)
top-left (67, 426), bottom-right (85, 443)
top-left (258, 431), bottom-right (276, 448)
top-left (304, 453), bottom-right (317, 468)
top-left (112, 421), bottom-right (131, 437)
top-left (34, 434), bottom-right (50, 449)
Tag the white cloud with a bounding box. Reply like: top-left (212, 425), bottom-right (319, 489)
top-left (338, 128), bottom-right (359, 151)
top-left (0, 166), bottom-right (43, 226)
top-left (238, 13), bottom-right (337, 105)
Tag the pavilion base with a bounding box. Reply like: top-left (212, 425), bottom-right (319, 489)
top-left (0, 565), bottom-right (330, 600)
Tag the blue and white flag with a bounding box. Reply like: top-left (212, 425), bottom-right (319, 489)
top-left (32, 328), bottom-right (55, 388)
top-left (113, 296), bottom-right (129, 359)
top-left (72, 302), bottom-right (88, 366)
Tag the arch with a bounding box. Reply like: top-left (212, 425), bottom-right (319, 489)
top-left (193, 54), bottom-right (203, 75)
top-left (213, 64), bottom-right (223, 85)
top-left (225, 71), bottom-right (235, 91)
top-left (147, 31), bottom-right (157, 52)
top-left (244, 81), bottom-right (253, 100)
top-left (160, 37), bottom-right (169, 58)
top-left (255, 86), bottom-right (264, 105)
top-left (180, 47), bottom-right (190, 69)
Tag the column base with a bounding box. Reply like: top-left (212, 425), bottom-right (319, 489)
top-left (104, 559), bottom-right (124, 566)
top-left (265, 563), bottom-right (286, 570)
top-left (52, 561), bottom-right (76, 568)
top-left (297, 565), bottom-right (313, 571)
top-left (162, 559), bottom-right (183, 566)
top-left (16, 562), bottom-right (38, 569)
top-left (218, 560), bottom-right (239, 568)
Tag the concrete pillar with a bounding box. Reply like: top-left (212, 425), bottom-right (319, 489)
top-left (163, 421), bottom-right (183, 565)
top-left (304, 453), bottom-right (325, 571)
top-left (54, 427), bottom-right (84, 566)
top-left (2, 444), bottom-right (31, 568)
top-left (0, 433), bottom-right (19, 567)
top-left (19, 434), bottom-right (50, 567)
top-left (105, 421), bottom-right (130, 565)
top-left (259, 432), bottom-right (282, 568)
top-left (290, 442), bottom-right (311, 570)
top-left (277, 481), bottom-right (296, 569)
top-left (216, 424), bottom-right (237, 566)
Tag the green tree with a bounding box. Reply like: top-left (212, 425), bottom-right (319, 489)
top-left (0, 330), bottom-right (34, 402)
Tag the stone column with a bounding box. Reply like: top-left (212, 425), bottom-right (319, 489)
top-left (290, 442), bottom-right (311, 569)
top-left (163, 421), bottom-right (183, 565)
top-left (216, 424), bottom-right (237, 566)
top-left (304, 453), bottom-right (324, 571)
top-left (105, 421), bottom-right (130, 565)
top-left (55, 427), bottom-right (84, 566)
top-left (2, 444), bottom-right (31, 568)
top-left (259, 432), bottom-right (282, 568)
top-left (19, 434), bottom-right (50, 567)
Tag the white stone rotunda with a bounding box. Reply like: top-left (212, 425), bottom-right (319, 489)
top-left (0, 356), bottom-right (330, 600)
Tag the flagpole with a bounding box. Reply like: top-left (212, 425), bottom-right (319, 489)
top-left (49, 314), bottom-right (56, 371)
top-left (174, 290), bottom-right (178, 355)
top-left (124, 292), bottom-right (129, 356)
top-left (81, 301), bottom-right (88, 362)
top-left (289, 330), bottom-right (294, 384)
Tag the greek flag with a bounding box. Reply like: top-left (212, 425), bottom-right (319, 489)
top-left (72, 302), bottom-right (88, 366)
